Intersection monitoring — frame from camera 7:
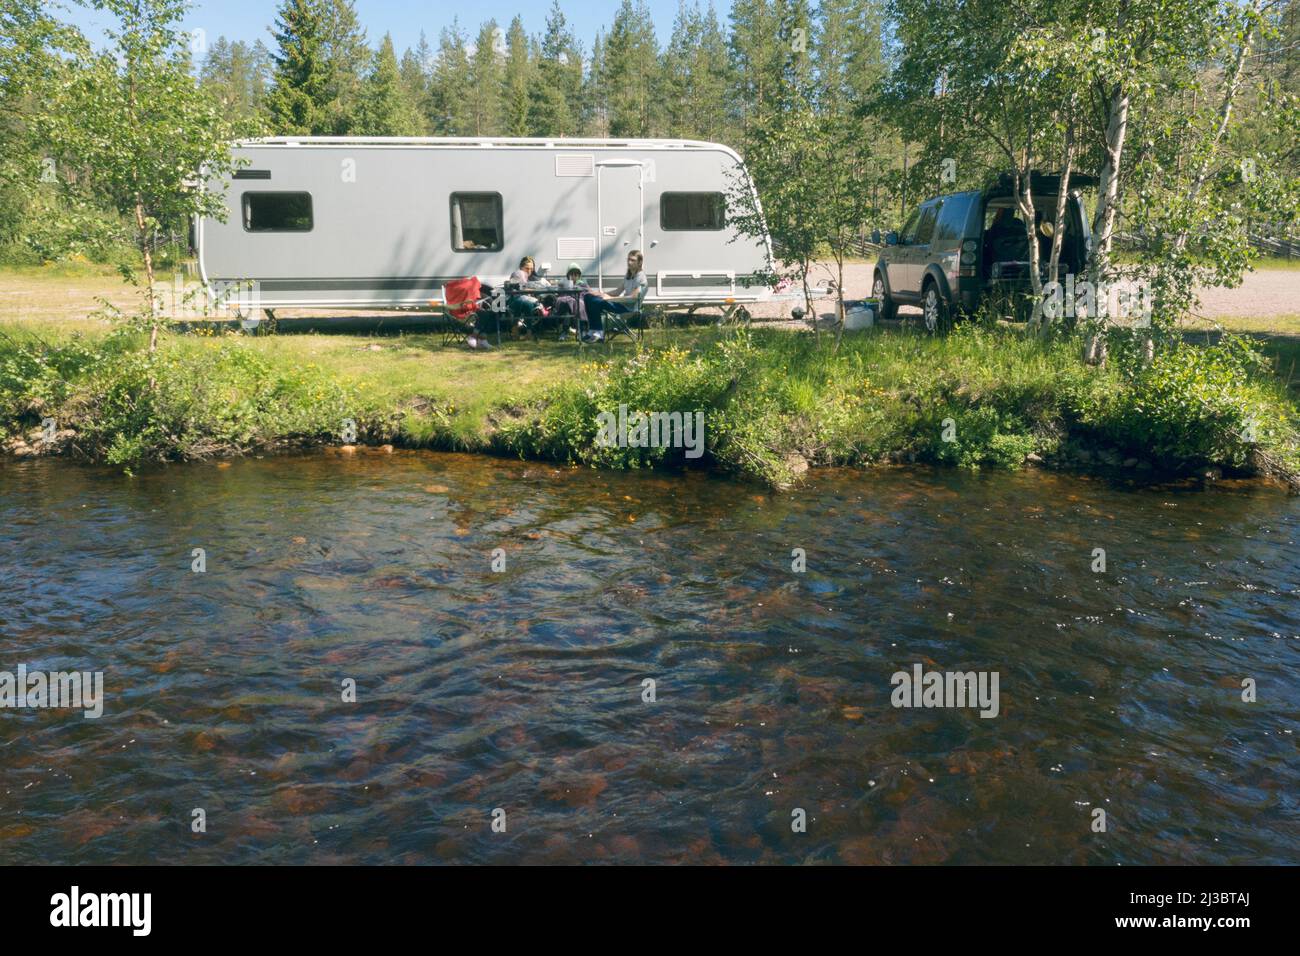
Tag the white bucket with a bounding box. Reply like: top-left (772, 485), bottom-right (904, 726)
top-left (844, 301), bottom-right (876, 330)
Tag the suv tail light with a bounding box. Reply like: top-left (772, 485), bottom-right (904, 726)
top-left (959, 240), bottom-right (978, 276)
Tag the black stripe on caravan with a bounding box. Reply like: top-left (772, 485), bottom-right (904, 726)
top-left (242, 278), bottom-right (447, 291)
top-left (661, 274), bottom-right (734, 288)
top-left (233, 169), bottom-right (272, 179)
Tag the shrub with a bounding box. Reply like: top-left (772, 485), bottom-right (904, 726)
top-left (70, 340), bottom-right (359, 463)
top-left (1079, 334), bottom-right (1295, 468)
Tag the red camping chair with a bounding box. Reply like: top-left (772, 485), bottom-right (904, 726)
top-left (434, 276), bottom-right (488, 347)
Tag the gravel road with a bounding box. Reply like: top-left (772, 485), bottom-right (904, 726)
top-left (744, 260), bottom-right (1300, 323)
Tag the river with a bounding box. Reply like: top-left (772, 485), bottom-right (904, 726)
top-left (1, 453), bottom-right (1296, 864)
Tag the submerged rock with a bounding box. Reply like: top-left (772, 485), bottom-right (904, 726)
top-left (5, 427), bottom-right (76, 457)
top-left (784, 453), bottom-right (810, 476)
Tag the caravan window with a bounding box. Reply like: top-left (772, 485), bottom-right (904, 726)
top-left (661, 192), bottom-right (725, 231)
top-left (450, 193), bottom-right (503, 252)
top-left (242, 192), bottom-right (313, 232)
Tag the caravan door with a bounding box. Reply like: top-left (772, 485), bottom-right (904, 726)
top-left (596, 161), bottom-right (643, 288)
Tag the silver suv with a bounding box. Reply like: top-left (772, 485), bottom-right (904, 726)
top-left (872, 173), bottom-right (1095, 332)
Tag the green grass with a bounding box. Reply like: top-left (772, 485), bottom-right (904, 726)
top-left (1183, 313), bottom-right (1300, 336)
top-left (1250, 257), bottom-right (1300, 272)
top-left (1178, 314), bottom-right (1300, 386)
top-left (11, 318), bottom-right (1290, 485)
top-left (4, 293), bottom-right (1299, 487)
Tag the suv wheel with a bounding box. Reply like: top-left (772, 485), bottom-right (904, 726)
top-left (872, 273), bottom-right (897, 322)
top-left (922, 282), bottom-right (951, 335)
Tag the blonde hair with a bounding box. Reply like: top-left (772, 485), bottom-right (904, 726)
top-left (519, 256), bottom-right (535, 271)
top-left (626, 250), bottom-right (643, 279)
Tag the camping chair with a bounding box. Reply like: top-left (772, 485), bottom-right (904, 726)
top-left (435, 276), bottom-right (490, 348)
top-left (601, 286), bottom-right (646, 347)
top-left (553, 290), bottom-right (590, 343)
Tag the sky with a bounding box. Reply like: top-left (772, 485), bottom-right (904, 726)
top-left (57, 0), bottom-right (731, 53)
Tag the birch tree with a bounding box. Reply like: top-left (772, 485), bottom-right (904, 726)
top-left (42, 0), bottom-right (241, 350)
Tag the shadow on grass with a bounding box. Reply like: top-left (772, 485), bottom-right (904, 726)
top-left (179, 314), bottom-right (442, 336)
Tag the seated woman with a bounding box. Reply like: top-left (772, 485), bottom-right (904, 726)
top-left (506, 256), bottom-right (552, 331)
top-left (613, 250), bottom-right (647, 303)
top-left (558, 252), bottom-right (646, 342)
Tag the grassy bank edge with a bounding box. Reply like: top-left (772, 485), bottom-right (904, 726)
top-left (3, 324), bottom-right (1298, 492)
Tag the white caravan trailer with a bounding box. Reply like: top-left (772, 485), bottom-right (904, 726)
top-left (196, 137), bottom-right (777, 315)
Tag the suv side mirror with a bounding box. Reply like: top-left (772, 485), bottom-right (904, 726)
top-left (885, 231), bottom-right (899, 246)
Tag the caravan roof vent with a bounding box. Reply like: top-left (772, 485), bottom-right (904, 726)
top-left (555, 154), bottom-right (595, 177)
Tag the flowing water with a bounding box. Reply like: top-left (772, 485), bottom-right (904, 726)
top-left (1, 453), bottom-right (1296, 864)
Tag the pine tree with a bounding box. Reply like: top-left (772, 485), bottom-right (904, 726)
top-left (468, 21), bottom-right (505, 135)
top-left (501, 16), bottom-right (533, 136)
top-left (429, 20), bottom-right (471, 134)
top-left (728, 0), bottom-right (784, 132)
top-left (585, 30), bottom-right (610, 135)
top-left (815, 0), bottom-right (885, 110)
top-left (357, 33), bottom-right (419, 135)
top-left (200, 35), bottom-right (234, 107)
top-left (778, 0), bottom-right (816, 108)
top-left (663, 2), bottom-right (732, 140)
top-left (200, 37), bottom-right (271, 121)
top-left (246, 41), bottom-right (274, 111)
top-left (663, 3), bottom-right (699, 134)
top-left (264, 0), bottom-right (331, 135)
top-left (533, 1), bottom-right (584, 137)
top-left (320, 0), bottom-right (368, 133)
top-left (603, 0), bottom-right (660, 136)
top-left (693, 4), bottom-right (734, 140)
top-left (398, 34), bottom-right (432, 134)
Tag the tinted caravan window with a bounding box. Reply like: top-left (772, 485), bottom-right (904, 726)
top-left (661, 192), bottom-right (725, 231)
top-left (450, 193), bottom-right (503, 252)
top-left (242, 192), bottom-right (312, 232)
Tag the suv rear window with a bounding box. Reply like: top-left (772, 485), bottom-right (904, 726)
top-left (934, 194), bottom-right (974, 243)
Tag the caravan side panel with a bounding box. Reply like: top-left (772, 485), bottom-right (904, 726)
top-left (198, 141), bottom-right (772, 308)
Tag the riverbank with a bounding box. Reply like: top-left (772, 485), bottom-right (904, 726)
top-left (3, 319), bottom-right (1299, 489)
